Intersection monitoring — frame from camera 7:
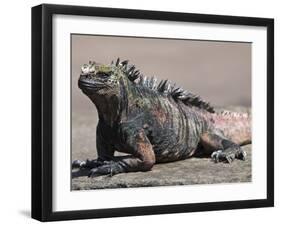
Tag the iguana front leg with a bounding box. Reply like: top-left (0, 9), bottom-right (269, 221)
top-left (88, 129), bottom-right (156, 177)
top-left (72, 121), bottom-right (115, 169)
top-left (200, 132), bottom-right (246, 163)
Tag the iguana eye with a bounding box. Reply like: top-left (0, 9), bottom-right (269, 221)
top-left (81, 64), bottom-right (90, 74)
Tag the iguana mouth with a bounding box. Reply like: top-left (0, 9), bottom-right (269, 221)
top-left (78, 74), bottom-right (107, 92)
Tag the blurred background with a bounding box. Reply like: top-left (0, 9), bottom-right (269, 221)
top-left (71, 34), bottom-right (251, 161)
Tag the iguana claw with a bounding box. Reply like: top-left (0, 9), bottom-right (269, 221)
top-left (72, 159), bottom-right (105, 169)
top-left (211, 150), bottom-right (235, 163)
top-left (88, 161), bottom-right (124, 177)
top-left (235, 149), bottom-right (247, 161)
top-left (211, 148), bottom-right (246, 163)
top-left (72, 160), bottom-right (86, 169)
top-left (211, 150), bottom-right (222, 163)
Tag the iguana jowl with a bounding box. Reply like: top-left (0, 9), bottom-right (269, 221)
top-left (72, 58), bottom-right (251, 177)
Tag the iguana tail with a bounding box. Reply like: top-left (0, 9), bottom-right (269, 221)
top-left (211, 110), bottom-right (251, 146)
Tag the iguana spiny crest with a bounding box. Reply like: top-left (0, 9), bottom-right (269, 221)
top-left (80, 58), bottom-right (215, 113)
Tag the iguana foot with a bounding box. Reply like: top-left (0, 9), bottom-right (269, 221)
top-left (72, 159), bottom-right (104, 169)
top-left (235, 149), bottom-right (247, 161)
top-left (88, 161), bottom-right (124, 177)
top-left (200, 132), bottom-right (247, 164)
top-left (211, 150), bottom-right (235, 163)
top-left (211, 147), bottom-right (246, 163)
top-left (72, 160), bottom-right (85, 168)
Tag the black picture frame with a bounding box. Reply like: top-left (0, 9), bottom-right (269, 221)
top-left (31, 3), bottom-right (274, 222)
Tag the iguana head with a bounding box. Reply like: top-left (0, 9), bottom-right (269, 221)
top-left (78, 61), bottom-right (123, 96)
top-left (78, 59), bottom-right (133, 124)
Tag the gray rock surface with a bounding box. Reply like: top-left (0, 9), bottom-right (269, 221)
top-left (71, 106), bottom-right (251, 190)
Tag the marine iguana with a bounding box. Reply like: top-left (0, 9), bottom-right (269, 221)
top-left (72, 58), bottom-right (251, 177)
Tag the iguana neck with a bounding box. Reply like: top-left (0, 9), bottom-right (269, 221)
top-left (90, 77), bottom-right (132, 127)
top-left (91, 95), bottom-right (121, 127)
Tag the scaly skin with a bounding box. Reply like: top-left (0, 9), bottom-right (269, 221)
top-left (72, 59), bottom-right (251, 177)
